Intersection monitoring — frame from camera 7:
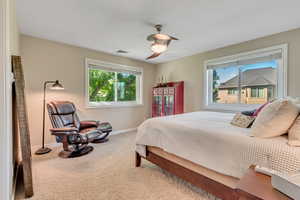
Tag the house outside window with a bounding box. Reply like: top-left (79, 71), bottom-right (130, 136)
top-left (216, 67), bottom-right (276, 105)
top-left (204, 44), bottom-right (287, 111)
top-left (228, 88), bottom-right (238, 95)
top-left (85, 58), bottom-right (143, 108)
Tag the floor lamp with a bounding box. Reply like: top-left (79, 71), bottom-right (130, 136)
top-left (35, 80), bottom-right (64, 155)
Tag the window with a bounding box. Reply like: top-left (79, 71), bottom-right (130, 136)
top-left (250, 88), bottom-right (265, 98)
top-left (86, 58), bottom-right (143, 107)
top-left (228, 89), bottom-right (238, 95)
top-left (204, 44), bottom-right (287, 111)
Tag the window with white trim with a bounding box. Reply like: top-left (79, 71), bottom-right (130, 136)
top-left (86, 58), bottom-right (143, 107)
top-left (204, 44), bottom-right (287, 111)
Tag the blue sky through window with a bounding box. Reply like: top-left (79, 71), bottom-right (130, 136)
top-left (215, 60), bottom-right (277, 84)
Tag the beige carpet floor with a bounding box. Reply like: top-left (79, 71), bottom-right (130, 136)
top-left (16, 132), bottom-right (218, 200)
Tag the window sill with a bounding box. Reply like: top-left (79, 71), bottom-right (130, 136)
top-left (86, 102), bottom-right (144, 109)
top-left (203, 103), bottom-right (261, 113)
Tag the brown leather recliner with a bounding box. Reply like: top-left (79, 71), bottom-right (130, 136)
top-left (47, 101), bottom-right (112, 158)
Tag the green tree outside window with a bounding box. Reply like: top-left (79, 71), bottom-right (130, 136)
top-left (89, 69), bottom-right (137, 102)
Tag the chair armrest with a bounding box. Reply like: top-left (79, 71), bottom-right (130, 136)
top-left (50, 127), bottom-right (79, 136)
top-left (97, 122), bottom-right (112, 133)
top-left (80, 120), bottom-right (100, 129)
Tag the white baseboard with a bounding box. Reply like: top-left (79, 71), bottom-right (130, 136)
top-left (32, 127), bottom-right (137, 151)
top-left (111, 128), bottom-right (137, 135)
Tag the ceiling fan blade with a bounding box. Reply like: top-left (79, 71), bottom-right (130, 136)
top-left (169, 35), bottom-right (179, 40)
top-left (166, 39), bottom-right (171, 46)
top-left (146, 53), bottom-right (161, 60)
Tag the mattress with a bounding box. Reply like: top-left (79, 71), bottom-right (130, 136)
top-left (136, 111), bottom-right (300, 178)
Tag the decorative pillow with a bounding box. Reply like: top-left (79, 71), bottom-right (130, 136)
top-left (288, 115), bottom-right (300, 146)
top-left (251, 99), bottom-right (299, 138)
top-left (241, 109), bottom-right (257, 116)
top-left (231, 113), bottom-right (256, 128)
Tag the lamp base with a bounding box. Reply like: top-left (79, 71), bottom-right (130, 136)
top-left (35, 147), bottom-right (52, 155)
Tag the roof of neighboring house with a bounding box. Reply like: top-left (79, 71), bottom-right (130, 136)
top-left (218, 67), bottom-right (276, 89)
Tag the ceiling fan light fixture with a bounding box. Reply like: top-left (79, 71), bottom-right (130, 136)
top-left (155, 34), bottom-right (170, 40)
top-left (151, 43), bottom-right (167, 53)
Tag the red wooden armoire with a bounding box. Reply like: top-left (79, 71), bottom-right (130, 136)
top-left (152, 81), bottom-right (184, 117)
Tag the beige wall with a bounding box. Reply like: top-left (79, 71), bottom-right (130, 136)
top-left (156, 28), bottom-right (300, 113)
top-left (20, 35), bottom-right (157, 146)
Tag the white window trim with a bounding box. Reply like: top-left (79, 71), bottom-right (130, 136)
top-left (85, 58), bottom-right (143, 108)
top-left (203, 44), bottom-right (288, 112)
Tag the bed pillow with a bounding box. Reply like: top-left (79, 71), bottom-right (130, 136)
top-left (231, 113), bottom-right (255, 128)
top-left (250, 99), bottom-right (299, 138)
top-left (285, 96), bottom-right (300, 112)
top-left (288, 115), bottom-right (300, 146)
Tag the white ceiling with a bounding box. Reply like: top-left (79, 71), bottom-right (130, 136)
top-left (17, 0), bottom-right (300, 64)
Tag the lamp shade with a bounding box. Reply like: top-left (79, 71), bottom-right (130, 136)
top-left (50, 80), bottom-right (64, 90)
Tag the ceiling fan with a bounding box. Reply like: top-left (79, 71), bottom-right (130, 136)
top-left (146, 24), bottom-right (179, 60)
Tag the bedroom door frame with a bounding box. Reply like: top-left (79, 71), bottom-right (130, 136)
top-left (0, 0), bottom-right (14, 199)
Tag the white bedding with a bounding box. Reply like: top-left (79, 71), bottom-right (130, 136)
top-left (136, 111), bottom-right (300, 178)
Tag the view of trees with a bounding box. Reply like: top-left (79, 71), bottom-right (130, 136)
top-left (212, 70), bottom-right (220, 102)
top-left (117, 72), bottom-right (136, 101)
top-left (89, 69), bottom-right (115, 102)
top-left (89, 69), bottom-right (136, 102)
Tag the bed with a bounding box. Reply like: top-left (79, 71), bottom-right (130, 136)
top-left (135, 111), bottom-right (300, 199)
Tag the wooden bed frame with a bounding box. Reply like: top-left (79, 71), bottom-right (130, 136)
top-left (135, 146), bottom-right (239, 200)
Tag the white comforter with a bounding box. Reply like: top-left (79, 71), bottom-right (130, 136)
top-left (136, 111), bottom-right (300, 178)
